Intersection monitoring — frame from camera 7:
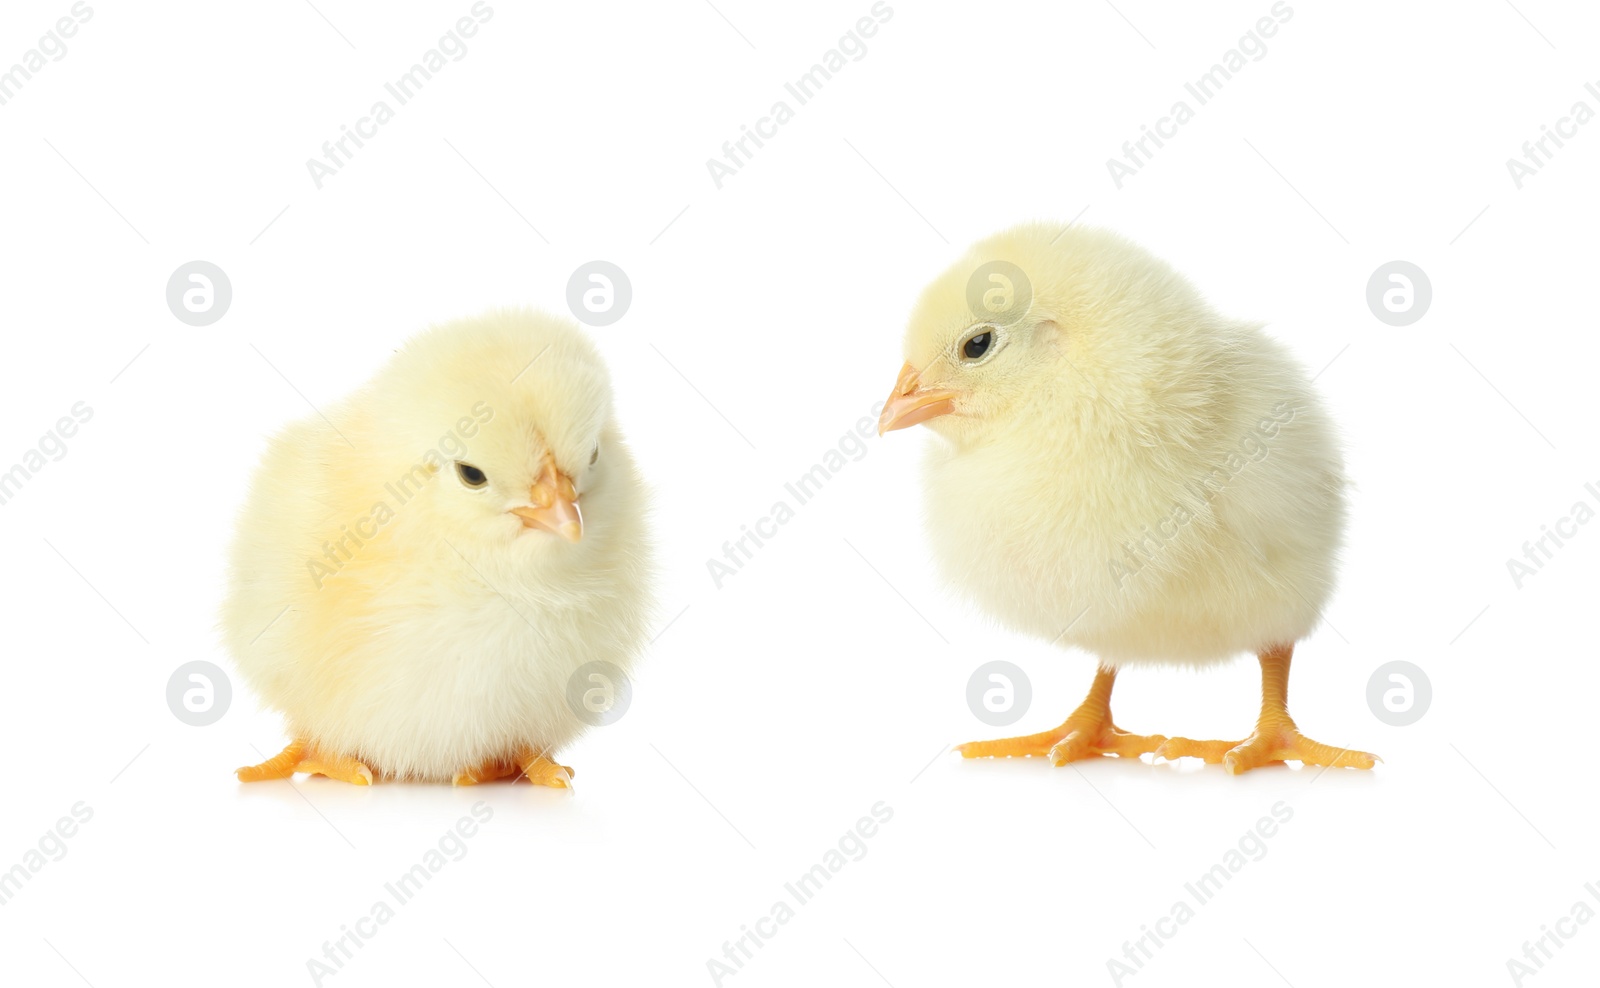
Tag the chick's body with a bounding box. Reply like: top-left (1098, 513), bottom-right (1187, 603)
top-left (882, 224), bottom-right (1372, 774)
top-left (224, 310), bottom-right (652, 784)
top-left (919, 269), bottom-right (1344, 668)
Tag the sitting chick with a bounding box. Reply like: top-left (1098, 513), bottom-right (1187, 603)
top-left (225, 310), bottom-right (653, 787)
top-left (879, 224), bottom-right (1375, 774)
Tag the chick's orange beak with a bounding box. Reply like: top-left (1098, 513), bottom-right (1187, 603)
top-left (510, 456), bottom-right (582, 542)
top-left (878, 362), bottom-right (958, 435)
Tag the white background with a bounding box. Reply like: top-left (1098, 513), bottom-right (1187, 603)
top-left (1, 1), bottom-right (1597, 986)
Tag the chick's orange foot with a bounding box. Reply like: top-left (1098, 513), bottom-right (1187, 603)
top-left (956, 667), bottom-right (1165, 765)
top-left (236, 738), bottom-right (373, 785)
top-left (1156, 725), bottom-right (1378, 775)
top-left (517, 750), bottom-right (575, 789)
top-left (957, 722), bottom-right (1166, 764)
top-left (1154, 644), bottom-right (1379, 775)
top-left (453, 750), bottom-right (574, 789)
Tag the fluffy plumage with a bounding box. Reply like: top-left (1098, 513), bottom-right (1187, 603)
top-left (897, 224), bottom-right (1343, 666)
top-left (222, 309), bottom-right (653, 783)
top-left (881, 223), bottom-right (1372, 772)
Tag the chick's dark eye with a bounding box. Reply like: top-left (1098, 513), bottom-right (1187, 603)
top-left (455, 462), bottom-right (487, 488)
top-left (589, 445), bottom-right (599, 466)
top-left (963, 331), bottom-right (992, 360)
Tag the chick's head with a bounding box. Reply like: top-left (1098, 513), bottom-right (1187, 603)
top-left (358, 310), bottom-right (627, 562)
top-left (879, 223), bottom-right (1212, 451)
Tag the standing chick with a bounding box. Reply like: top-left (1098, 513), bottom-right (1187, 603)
top-left (225, 310), bottom-right (653, 787)
top-left (878, 224), bottom-right (1374, 774)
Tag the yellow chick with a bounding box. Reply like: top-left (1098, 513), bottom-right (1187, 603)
top-left (224, 310), bottom-right (653, 787)
top-left (879, 224), bottom-right (1375, 774)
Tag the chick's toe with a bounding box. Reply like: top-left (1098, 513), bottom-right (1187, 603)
top-left (297, 753), bottom-right (375, 786)
top-left (1151, 737), bottom-right (1237, 764)
top-left (1224, 728), bottom-right (1378, 775)
top-left (516, 749), bottom-right (575, 789)
top-left (453, 753), bottom-right (575, 787)
top-left (236, 738), bottom-right (372, 785)
top-left (1158, 729), bottom-right (1378, 775)
top-left (957, 668), bottom-right (1165, 765)
top-left (235, 738), bottom-right (307, 782)
top-left (1154, 645), bottom-right (1379, 775)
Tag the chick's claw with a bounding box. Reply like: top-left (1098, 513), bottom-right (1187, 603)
top-left (515, 750), bottom-right (575, 789)
top-left (236, 738), bottom-right (372, 785)
top-left (1152, 736), bottom-right (1236, 764)
top-left (1157, 727), bottom-right (1379, 775)
top-left (956, 724), bottom-right (1081, 760)
top-left (1055, 726), bottom-right (1168, 765)
top-left (453, 752), bottom-right (575, 788)
top-left (1220, 727), bottom-right (1379, 775)
top-left (1154, 647), bottom-right (1380, 775)
top-left (297, 754), bottom-right (375, 786)
top-left (957, 721), bottom-right (1166, 764)
top-left (957, 667), bottom-right (1165, 765)
top-left (235, 738), bottom-right (307, 782)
